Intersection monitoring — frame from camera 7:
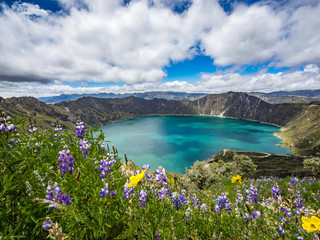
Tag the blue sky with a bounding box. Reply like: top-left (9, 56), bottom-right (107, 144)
top-left (0, 0), bottom-right (319, 97)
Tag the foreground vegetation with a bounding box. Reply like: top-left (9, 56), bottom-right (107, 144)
top-left (1, 111), bottom-right (320, 239)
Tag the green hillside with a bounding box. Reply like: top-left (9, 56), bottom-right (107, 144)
top-left (276, 103), bottom-right (320, 156)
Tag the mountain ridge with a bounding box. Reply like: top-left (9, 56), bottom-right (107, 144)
top-left (1, 91), bottom-right (319, 155)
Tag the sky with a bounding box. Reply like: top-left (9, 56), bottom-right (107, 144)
top-left (0, 0), bottom-right (320, 98)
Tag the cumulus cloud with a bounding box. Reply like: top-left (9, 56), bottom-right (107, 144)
top-left (0, 0), bottom-right (319, 95)
top-left (0, 0), bottom-right (221, 84)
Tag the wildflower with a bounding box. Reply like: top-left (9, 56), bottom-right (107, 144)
top-left (215, 193), bottom-right (231, 212)
top-left (246, 185), bottom-right (259, 204)
top-left (200, 203), bottom-right (207, 212)
top-left (172, 192), bottom-right (188, 208)
top-left (127, 169), bottom-right (146, 187)
top-left (251, 211), bottom-right (261, 219)
top-left (100, 182), bottom-right (109, 198)
top-left (281, 207), bottom-right (292, 218)
top-left (155, 167), bottom-right (168, 186)
top-left (276, 226), bottom-right (285, 236)
top-left (190, 194), bottom-right (200, 207)
top-left (158, 188), bottom-right (167, 201)
top-left (98, 154), bottom-right (117, 179)
top-left (75, 121), bottom-right (86, 138)
top-left (42, 217), bottom-right (52, 229)
top-left (79, 140), bottom-right (90, 158)
top-left (301, 216), bottom-right (320, 232)
top-left (110, 190), bottom-right (116, 196)
top-left (290, 177), bottom-right (299, 184)
top-left (123, 184), bottom-right (134, 199)
top-left (142, 164), bottom-right (150, 170)
top-left (57, 149), bottom-right (74, 175)
top-left (271, 184), bottom-right (281, 200)
top-left (156, 230), bottom-right (161, 240)
top-left (5, 124), bottom-right (16, 132)
top-left (45, 181), bottom-right (71, 209)
top-left (231, 175), bottom-right (242, 185)
top-left (138, 189), bottom-right (148, 207)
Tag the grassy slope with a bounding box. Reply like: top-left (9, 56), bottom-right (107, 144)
top-left (276, 103), bottom-right (320, 156)
top-left (1, 97), bottom-right (75, 130)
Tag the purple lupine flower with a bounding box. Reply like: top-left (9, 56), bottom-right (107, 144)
top-left (156, 230), bottom-right (160, 240)
top-left (281, 207), bottom-right (292, 218)
top-left (142, 165), bottom-right (150, 170)
top-left (75, 121), bottom-right (86, 138)
top-left (172, 192), bottom-right (188, 208)
top-left (45, 182), bottom-right (71, 209)
top-left (158, 188), bottom-right (166, 201)
top-left (57, 149), bottom-right (74, 175)
top-left (6, 124), bottom-right (16, 132)
top-left (155, 167), bottom-right (168, 186)
top-left (215, 193), bottom-right (231, 212)
top-left (200, 203), bottom-right (207, 212)
top-left (271, 184), bottom-right (281, 200)
top-left (276, 226), bottom-right (285, 236)
top-left (246, 185), bottom-right (259, 204)
top-left (54, 127), bottom-right (63, 132)
top-left (235, 190), bottom-right (243, 208)
top-left (295, 192), bottom-right (303, 209)
top-left (123, 184), bottom-right (134, 199)
top-left (252, 211), bottom-right (261, 219)
top-left (190, 195), bottom-right (200, 208)
top-left (42, 217), bottom-right (52, 229)
top-left (0, 123), bottom-right (5, 132)
top-left (100, 182), bottom-right (109, 198)
top-left (138, 189), bottom-right (148, 207)
top-left (290, 177), bottom-right (299, 184)
top-left (110, 190), bottom-right (116, 196)
top-left (98, 154), bottom-right (117, 179)
top-left (79, 140), bottom-right (90, 158)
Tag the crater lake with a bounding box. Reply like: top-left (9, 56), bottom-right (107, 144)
top-left (100, 116), bottom-right (291, 174)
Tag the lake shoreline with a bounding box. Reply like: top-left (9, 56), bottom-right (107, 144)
top-left (99, 115), bottom-right (291, 174)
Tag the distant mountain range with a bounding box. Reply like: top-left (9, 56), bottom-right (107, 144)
top-left (38, 91), bottom-right (208, 103)
top-left (38, 89), bottom-right (320, 104)
top-left (249, 89), bottom-right (320, 104)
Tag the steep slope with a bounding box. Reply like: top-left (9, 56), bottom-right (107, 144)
top-left (55, 96), bottom-right (195, 125)
top-left (187, 92), bottom-right (304, 126)
top-left (276, 102), bottom-right (320, 156)
top-left (0, 96), bottom-right (75, 129)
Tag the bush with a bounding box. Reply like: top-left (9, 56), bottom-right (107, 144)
top-left (304, 157), bottom-right (320, 176)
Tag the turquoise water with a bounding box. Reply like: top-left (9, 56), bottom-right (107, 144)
top-left (100, 116), bottom-right (291, 174)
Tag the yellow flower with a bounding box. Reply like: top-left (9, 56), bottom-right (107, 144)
top-left (127, 169), bottom-right (146, 187)
top-left (301, 216), bottom-right (320, 232)
top-left (231, 175), bottom-right (242, 185)
top-left (171, 178), bottom-right (175, 184)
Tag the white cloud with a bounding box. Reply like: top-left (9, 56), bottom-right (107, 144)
top-left (201, 4), bottom-right (282, 66)
top-left (0, 0), bottom-right (319, 95)
top-left (0, 0), bottom-right (222, 84)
